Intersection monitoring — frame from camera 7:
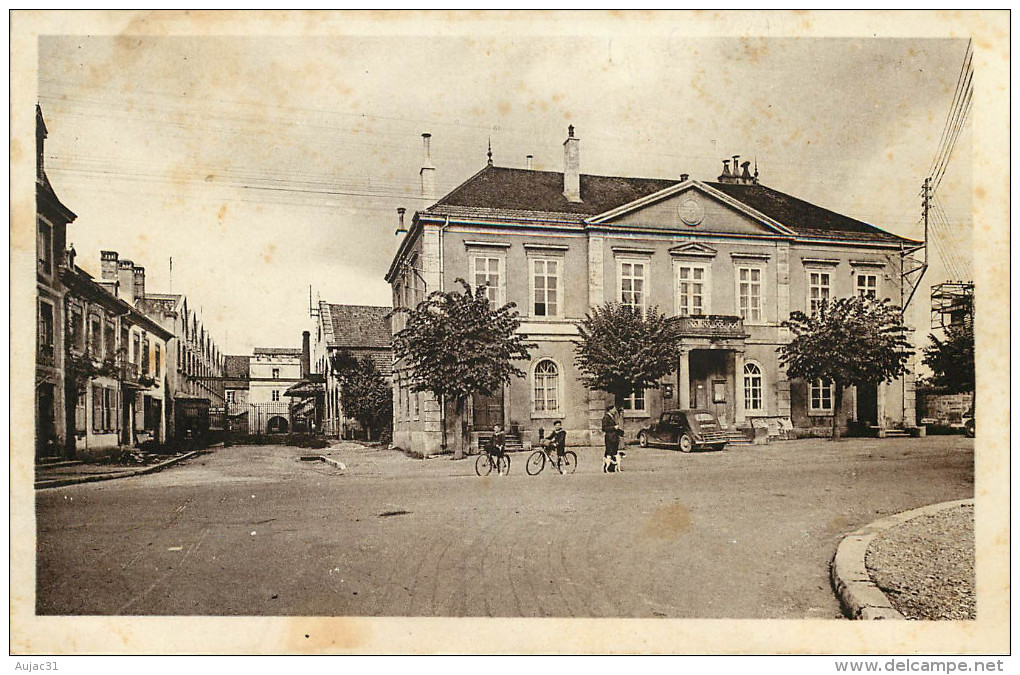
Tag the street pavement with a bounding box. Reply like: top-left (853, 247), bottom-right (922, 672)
top-left (35, 436), bottom-right (973, 618)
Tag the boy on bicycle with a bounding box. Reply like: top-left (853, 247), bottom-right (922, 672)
top-left (544, 420), bottom-right (568, 474)
top-left (491, 425), bottom-right (507, 475)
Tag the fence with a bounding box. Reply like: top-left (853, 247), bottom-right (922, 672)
top-left (224, 402), bottom-right (294, 436)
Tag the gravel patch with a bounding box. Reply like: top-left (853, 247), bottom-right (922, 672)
top-left (866, 504), bottom-right (974, 620)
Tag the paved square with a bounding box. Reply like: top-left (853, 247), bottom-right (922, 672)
top-left (36, 436), bottom-right (973, 618)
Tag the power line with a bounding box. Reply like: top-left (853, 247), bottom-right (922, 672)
top-left (926, 40), bottom-right (973, 180)
top-left (931, 86), bottom-right (973, 193)
top-left (927, 41), bottom-right (973, 193)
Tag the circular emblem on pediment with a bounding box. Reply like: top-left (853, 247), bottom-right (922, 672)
top-left (677, 198), bottom-right (704, 227)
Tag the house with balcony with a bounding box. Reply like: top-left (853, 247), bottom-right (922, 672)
top-left (386, 127), bottom-right (921, 456)
top-left (61, 264), bottom-right (173, 452)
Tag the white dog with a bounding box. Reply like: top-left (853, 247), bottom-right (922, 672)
top-left (603, 450), bottom-right (626, 473)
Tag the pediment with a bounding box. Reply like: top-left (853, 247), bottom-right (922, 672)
top-left (669, 242), bottom-right (718, 258)
top-left (588, 182), bottom-right (795, 238)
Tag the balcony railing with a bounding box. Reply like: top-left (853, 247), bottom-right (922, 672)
top-left (37, 344), bottom-right (55, 367)
top-left (119, 361), bottom-right (139, 382)
top-left (669, 314), bottom-right (746, 339)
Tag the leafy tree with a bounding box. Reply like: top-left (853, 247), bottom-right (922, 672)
top-left (393, 279), bottom-right (534, 458)
top-left (922, 322), bottom-right (974, 393)
top-left (573, 303), bottom-right (680, 407)
top-left (779, 296), bottom-right (913, 439)
top-left (329, 350), bottom-right (393, 442)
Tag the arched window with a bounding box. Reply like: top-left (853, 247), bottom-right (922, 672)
top-left (743, 361), bottom-right (764, 412)
top-left (533, 359), bottom-right (560, 413)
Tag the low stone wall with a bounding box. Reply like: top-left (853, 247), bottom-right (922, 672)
top-left (917, 392), bottom-right (973, 425)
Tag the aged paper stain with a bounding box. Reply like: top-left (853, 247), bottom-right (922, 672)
top-left (641, 502), bottom-right (691, 540)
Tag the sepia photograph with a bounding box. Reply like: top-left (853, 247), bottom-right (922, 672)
top-left (10, 10), bottom-right (1009, 656)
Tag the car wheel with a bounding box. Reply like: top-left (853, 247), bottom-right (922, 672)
top-left (637, 432), bottom-right (648, 448)
top-left (678, 433), bottom-right (694, 453)
top-left (965, 421), bottom-right (975, 438)
top-left (712, 443), bottom-right (727, 452)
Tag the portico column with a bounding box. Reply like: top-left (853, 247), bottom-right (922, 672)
top-left (677, 349), bottom-right (690, 409)
top-left (734, 349), bottom-right (746, 425)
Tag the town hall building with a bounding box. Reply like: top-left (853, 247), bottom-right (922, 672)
top-left (386, 128), bottom-right (921, 457)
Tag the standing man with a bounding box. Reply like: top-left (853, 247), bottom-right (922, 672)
top-left (602, 402), bottom-right (622, 473)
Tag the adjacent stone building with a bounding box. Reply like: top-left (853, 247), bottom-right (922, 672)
top-left (311, 302), bottom-right (393, 438)
top-left (386, 128), bottom-right (921, 456)
top-left (248, 347), bottom-right (304, 434)
top-left (35, 105), bottom-right (76, 459)
top-left (134, 284), bottom-right (225, 440)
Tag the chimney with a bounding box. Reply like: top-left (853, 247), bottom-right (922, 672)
top-left (133, 266), bottom-right (146, 300)
top-left (526, 154), bottom-right (534, 170)
top-left (301, 331), bottom-right (311, 378)
top-left (562, 125), bottom-right (581, 202)
top-left (101, 250), bottom-right (119, 280)
top-left (117, 259), bottom-right (135, 304)
top-left (740, 161), bottom-right (752, 184)
top-left (718, 160), bottom-right (732, 182)
top-left (395, 207), bottom-right (407, 236)
top-left (419, 133), bottom-right (436, 201)
top-left (680, 173), bottom-right (690, 182)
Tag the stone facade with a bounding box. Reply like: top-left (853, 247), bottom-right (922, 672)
top-left (35, 105), bottom-right (75, 459)
top-left (386, 129), bottom-right (920, 456)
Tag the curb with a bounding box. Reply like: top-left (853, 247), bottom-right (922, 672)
top-left (34, 451), bottom-right (204, 490)
top-left (831, 498), bottom-right (973, 620)
top-left (299, 455), bottom-right (347, 472)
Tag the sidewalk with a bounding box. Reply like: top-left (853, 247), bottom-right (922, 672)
top-left (34, 450), bottom-right (203, 489)
top-left (866, 502), bottom-right (975, 620)
top-left (832, 499), bottom-right (974, 620)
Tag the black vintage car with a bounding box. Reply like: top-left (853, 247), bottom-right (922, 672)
top-left (636, 409), bottom-right (729, 452)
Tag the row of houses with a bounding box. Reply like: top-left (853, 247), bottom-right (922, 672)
top-left (34, 106), bottom-right (226, 460)
top-left (218, 306), bottom-right (391, 439)
top-left (385, 127), bottom-right (922, 456)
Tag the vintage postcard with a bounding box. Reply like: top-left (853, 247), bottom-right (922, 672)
top-left (10, 10), bottom-right (1010, 655)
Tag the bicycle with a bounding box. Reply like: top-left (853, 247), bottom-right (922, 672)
top-left (475, 445), bottom-right (510, 476)
top-left (526, 441), bottom-right (577, 475)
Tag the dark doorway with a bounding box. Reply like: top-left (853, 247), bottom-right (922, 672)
top-left (36, 384), bottom-right (58, 459)
top-left (857, 383), bottom-right (879, 426)
top-left (688, 350), bottom-right (732, 427)
top-left (122, 392), bottom-right (134, 446)
top-left (267, 416), bottom-right (289, 434)
top-left (472, 388), bottom-right (505, 430)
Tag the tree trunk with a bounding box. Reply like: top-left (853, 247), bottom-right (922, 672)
top-left (831, 380), bottom-right (844, 440)
top-left (453, 395), bottom-right (466, 460)
top-left (439, 394), bottom-right (448, 456)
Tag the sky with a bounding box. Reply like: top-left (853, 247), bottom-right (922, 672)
top-left (37, 33), bottom-right (972, 355)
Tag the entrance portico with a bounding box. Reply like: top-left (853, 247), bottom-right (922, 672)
top-left (671, 315), bottom-right (748, 429)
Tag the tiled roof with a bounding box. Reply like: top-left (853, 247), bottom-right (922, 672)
top-left (324, 304), bottom-right (392, 349)
top-left (431, 165), bottom-right (676, 217)
top-left (253, 347), bottom-right (302, 356)
top-left (423, 164), bottom-right (916, 245)
top-left (354, 349), bottom-right (393, 378)
top-left (223, 355), bottom-right (250, 379)
top-left (705, 182), bottom-right (917, 245)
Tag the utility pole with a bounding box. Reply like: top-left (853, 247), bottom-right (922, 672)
top-left (922, 177), bottom-right (930, 250)
top-left (900, 179), bottom-right (930, 313)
